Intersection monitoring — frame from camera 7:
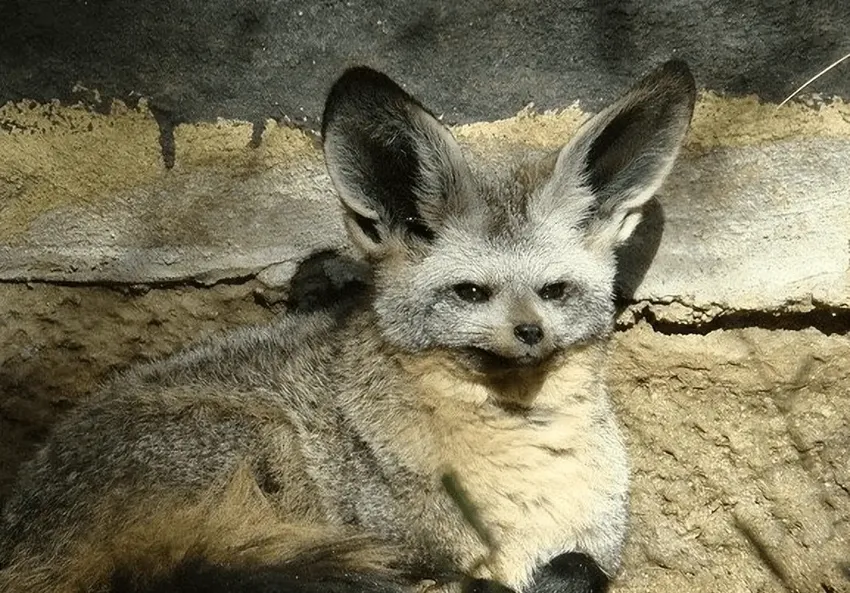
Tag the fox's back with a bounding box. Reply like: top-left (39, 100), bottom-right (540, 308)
top-left (0, 310), bottom-right (351, 560)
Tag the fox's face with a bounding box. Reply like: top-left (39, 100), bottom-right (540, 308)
top-left (362, 172), bottom-right (620, 376)
top-left (322, 62), bottom-right (695, 378)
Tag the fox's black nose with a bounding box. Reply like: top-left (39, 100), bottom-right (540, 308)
top-left (514, 323), bottom-right (544, 346)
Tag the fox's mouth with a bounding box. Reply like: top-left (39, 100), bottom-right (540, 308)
top-left (461, 347), bottom-right (552, 374)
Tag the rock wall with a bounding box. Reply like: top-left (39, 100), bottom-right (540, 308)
top-left (1, 1), bottom-right (849, 591)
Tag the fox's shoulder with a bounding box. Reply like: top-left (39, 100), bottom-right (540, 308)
top-left (121, 249), bottom-right (373, 392)
top-left (123, 310), bottom-right (342, 388)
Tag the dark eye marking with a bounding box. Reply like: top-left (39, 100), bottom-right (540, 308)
top-left (403, 216), bottom-right (435, 241)
top-left (453, 283), bottom-right (492, 303)
top-left (538, 282), bottom-right (569, 300)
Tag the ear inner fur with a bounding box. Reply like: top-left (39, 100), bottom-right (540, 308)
top-left (322, 67), bottom-right (472, 254)
top-left (534, 59), bottom-right (696, 248)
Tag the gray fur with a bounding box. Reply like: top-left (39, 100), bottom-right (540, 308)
top-left (0, 61), bottom-right (695, 593)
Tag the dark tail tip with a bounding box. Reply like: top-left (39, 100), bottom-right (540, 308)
top-left (110, 556), bottom-right (414, 593)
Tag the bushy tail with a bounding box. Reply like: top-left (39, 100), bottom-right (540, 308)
top-left (109, 542), bottom-right (428, 593)
top-left (111, 560), bottom-right (408, 593)
top-left (0, 466), bottom-right (453, 593)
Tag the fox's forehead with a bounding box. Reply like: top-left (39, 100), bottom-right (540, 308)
top-left (423, 220), bottom-right (613, 288)
top-left (462, 160), bottom-right (592, 238)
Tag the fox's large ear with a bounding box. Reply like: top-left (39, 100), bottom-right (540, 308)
top-left (538, 60), bottom-right (696, 249)
top-left (322, 67), bottom-right (470, 256)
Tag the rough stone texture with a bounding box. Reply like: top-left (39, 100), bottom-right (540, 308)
top-left (622, 137), bottom-right (850, 311)
top-left (1, 0), bottom-right (849, 127)
top-left (2, 95), bottom-right (849, 319)
top-left (0, 104), bottom-right (340, 284)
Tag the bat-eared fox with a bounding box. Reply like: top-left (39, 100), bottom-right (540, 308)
top-left (0, 59), bottom-right (695, 593)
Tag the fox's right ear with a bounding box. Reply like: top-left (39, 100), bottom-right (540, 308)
top-left (322, 67), bottom-right (471, 256)
top-left (537, 60), bottom-right (696, 250)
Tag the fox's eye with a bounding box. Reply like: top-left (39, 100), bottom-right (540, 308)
top-left (453, 283), bottom-right (491, 303)
top-left (539, 282), bottom-right (569, 300)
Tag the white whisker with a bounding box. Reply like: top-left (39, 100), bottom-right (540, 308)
top-left (778, 51), bottom-right (850, 108)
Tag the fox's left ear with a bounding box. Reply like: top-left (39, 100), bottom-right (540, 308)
top-left (539, 60), bottom-right (696, 248)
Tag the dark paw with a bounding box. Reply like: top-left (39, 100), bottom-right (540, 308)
top-left (527, 553), bottom-right (609, 593)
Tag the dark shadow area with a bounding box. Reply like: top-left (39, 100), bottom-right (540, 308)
top-left (0, 372), bottom-right (75, 507)
top-left (615, 197), bottom-right (665, 303)
top-left (1, 0), bottom-right (847, 133)
top-left (639, 304), bottom-right (850, 336)
top-left (286, 249), bottom-right (372, 318)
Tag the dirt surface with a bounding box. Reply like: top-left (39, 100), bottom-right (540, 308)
top-left (0, 282), bottom-right (847, 592)
top-left (0, 282), bottom-right (274, 498)
top-left (611, 322), bottom-right (850, 593)
top-left (453, 92), bottom-right (850, 154)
